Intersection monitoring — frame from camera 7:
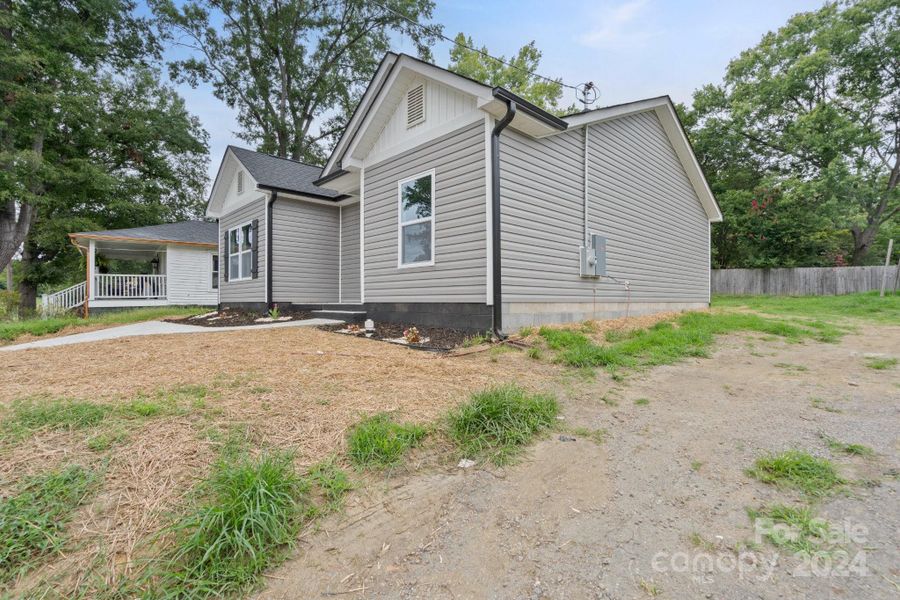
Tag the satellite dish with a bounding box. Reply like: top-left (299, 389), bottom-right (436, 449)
top-left (575, 82), bottom-right (599, 111)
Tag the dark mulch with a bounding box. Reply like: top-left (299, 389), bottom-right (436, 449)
top-left (318, 322), bottom-right (479, 351)
top-left (166, 308), bottom-right (313, 328)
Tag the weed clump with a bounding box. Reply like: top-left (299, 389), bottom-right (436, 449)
top-left (448, 385), bottom-right (558, 465)
top-left (747, 450), bottom-right (844, 496)
top-left (346, 413), bottom-right (427, 468)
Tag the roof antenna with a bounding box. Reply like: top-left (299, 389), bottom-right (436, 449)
top-left (575, 82), bottom-right (599, 112)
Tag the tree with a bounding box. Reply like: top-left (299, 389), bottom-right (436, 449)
top-left (151, 0), bottom-right (440, 163)
top-left (690, 0), bottom-right (899, 265)
top-left (0, 1), bottom-right (208, 310)
top-left (447, 33), bottom-right (574, 115)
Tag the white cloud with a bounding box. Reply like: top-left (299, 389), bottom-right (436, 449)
top-left (576, 0), bottom-right (657, 49)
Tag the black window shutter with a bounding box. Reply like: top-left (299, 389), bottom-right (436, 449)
top-left (222, 232), bottom-right (229, 282)
top-left (251, 219), bottom-right (260, 279)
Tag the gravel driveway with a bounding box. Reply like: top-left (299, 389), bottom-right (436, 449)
top-left (258, 325), bottom-right (900, 599)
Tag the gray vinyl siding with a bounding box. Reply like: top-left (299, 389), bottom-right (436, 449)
top-left (340, 204), bottom-right (361, 303)
top-left (271, 199), bottom-right (339, 303)
top-left (219, 198), bottom-right (266, 303)
top-left (500, 110), bottom-right (709, 303)
top-left (364, 120), bottom-right (486, 303)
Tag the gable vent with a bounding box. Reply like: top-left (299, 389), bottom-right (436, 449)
top-left (237, 170), bottom-right (244, 194)
top-left (406, 84), bottom-right (425, 128)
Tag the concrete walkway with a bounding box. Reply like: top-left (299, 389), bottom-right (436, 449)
top-left (0, 318), bottom-right (343, 352)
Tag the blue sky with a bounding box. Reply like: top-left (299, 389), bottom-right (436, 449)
top-left (154, 0), bottom-right (826, 183)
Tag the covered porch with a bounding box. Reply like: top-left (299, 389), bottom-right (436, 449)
top-left (42, 222), bottom-right (220, 315)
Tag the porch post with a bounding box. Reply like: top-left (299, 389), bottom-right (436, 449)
top-left (85, 239), bottom-right (95, 318)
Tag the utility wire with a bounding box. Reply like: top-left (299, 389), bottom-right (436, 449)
top-left (371, 0), bottom-right (581, 91)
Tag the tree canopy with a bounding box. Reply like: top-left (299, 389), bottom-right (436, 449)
top-left (0, 0), bottom-right (208, 309)
top-left (686, 0), bottom-right (899, 267)
top-left (151, 0), bottom-right (440, 163)
top-left (447, 33), bottom-right (575, 115)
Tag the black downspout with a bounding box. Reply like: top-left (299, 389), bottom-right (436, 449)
top-left (266, 192), bottom-right (277, 307)
top-left (491, 100), bottom-right (516, 339)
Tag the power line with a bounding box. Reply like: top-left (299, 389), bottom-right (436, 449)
top-left (371, 0), bottom-right (582, 92)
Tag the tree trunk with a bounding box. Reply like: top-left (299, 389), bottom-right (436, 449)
top-left (17, 242), bottom-right (36, 314)
top-left (850, 222), bottom-right (879, 265)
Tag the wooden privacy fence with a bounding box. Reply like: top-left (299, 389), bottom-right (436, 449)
top-left (712, 266), bottom-right (900, 296)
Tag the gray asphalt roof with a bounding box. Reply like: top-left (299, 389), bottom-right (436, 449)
top-left (229, 146), bottom-right (343, 199)
top-left (72, 220), bottom-right (218, 245)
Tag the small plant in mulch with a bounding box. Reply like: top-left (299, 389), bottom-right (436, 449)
top-left (268, 304), bottom-right (280, 320)
top-left (403, 326), bottom-right (421, 344)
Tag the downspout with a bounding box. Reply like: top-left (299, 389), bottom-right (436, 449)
top-left (266, 192), bottom-right (277, 307)
top-left (491, 100), bottom-right (517, 339)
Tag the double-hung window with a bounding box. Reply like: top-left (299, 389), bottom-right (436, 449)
top-left (398, 171), bottom-right (434, 267)
top-left (211, 254), bottom-right (219, 289)
top-left (228, 222), bottom-right (253, 280)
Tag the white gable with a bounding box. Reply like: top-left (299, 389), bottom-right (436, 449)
top-left (368, 77), bottom-right (478, 158)
top-left (207, 149), bottom-right (263, 218)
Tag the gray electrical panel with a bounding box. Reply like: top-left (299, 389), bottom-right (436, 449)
top-left (579, 234), bottom-right (607, 277)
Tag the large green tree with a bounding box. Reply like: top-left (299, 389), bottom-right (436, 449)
top-left (688, 0), bottom-right (899, 266)
top-left (0, 0), bottom-right (208, 310)
top-left (151, 0), bottom-right (440, 163)
top-left (447, 33), bottom-right (575, 114)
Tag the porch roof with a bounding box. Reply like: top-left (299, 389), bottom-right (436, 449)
top-left (70, 221), bottom-right (218, 248)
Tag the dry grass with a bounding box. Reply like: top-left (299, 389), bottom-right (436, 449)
top-left (0, 326), bottom-right (555, 595)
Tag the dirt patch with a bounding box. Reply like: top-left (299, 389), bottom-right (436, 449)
top-left (257, 324), bottom-right (900, 600)
top-left (319, 322), bottom-right (474, 350)
top-left (166, 307), bottom-right (313, 327)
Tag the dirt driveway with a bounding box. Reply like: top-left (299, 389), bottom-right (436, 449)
top-left (258, 325), bottom-right (900, 600)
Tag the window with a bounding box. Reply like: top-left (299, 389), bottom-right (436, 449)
top-left (406, 84), bottom-right (425, 128)
top-left (398, 171), bottom-right (434, 267)
top-left (228, 222), bottom-right (253, 280)
top-left (211, 254), bottom-right (219, 289)
top-left (237, 170), bottom-right (244, 194)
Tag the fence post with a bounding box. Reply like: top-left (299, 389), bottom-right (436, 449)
top-left (880, 239), bottom-right (894, 297)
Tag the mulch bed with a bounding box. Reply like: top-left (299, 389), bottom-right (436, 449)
top-left (166, 308), bottom-right (313, 327)
top-left (318, 322), bottom-right (475, 350)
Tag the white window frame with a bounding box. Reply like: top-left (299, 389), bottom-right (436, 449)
top-left (227, 221), bottom-right (253, 281)
top-left (211, 253), bottom-right (219, 290)
top-left (397, 169), bottom-right (435, 269)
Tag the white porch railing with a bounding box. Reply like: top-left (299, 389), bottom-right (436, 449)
top-left (94, 274), bottom-right (167, 299)
top-left (41, 281), bottom-right (86, 315)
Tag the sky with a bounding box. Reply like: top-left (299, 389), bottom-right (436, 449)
top-left (151, 0), bottom-right (827, 185)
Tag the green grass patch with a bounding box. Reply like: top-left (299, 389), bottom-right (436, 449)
top-left (448, 385), bottom-right (558, 465)
top-left (713, 292), bottom-right (900, 324)
top-left (154, 451), bottom-right (304, 599)
top-left (747, 450), bottom-right (844, 496)
top-left (461, 331), bottom-right (492, 347)
top-left (0, 465), bottom-right (99, 584)
top-left (810, 397), bottom-right (842, 413)
top-left (634, 398), bottom-right (650, 406)
top-left (305, 457), bottom-right (353, 513)
top-left (346, 413), bottom-right (427, 469)
top-left (774, 362), bottom-right (809, 372)
top-left (748, 504), bottom-right (833, 556)
top-left (570, 426), bottom-right (607, 445)
top-left (820, 434), bottom-right (874, 457)
top-left (525, 346), bottom-right (543, 360)
top-left (539, 311), bottom-right (841, 372)
top-left (864, 356), bottom-right (897, 370)
top-left (0, 306), bottom-right (205, 342)
top-left (4, 397), bottom-right (109, 435)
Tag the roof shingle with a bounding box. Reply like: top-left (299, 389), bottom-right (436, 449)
top-left (72, 221), bottom-right (218, 245)
top-left (229, 146), bottom-right (343, 199)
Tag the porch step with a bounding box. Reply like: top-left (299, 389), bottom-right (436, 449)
top-left (311, 309), bottom-right (367, 323)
